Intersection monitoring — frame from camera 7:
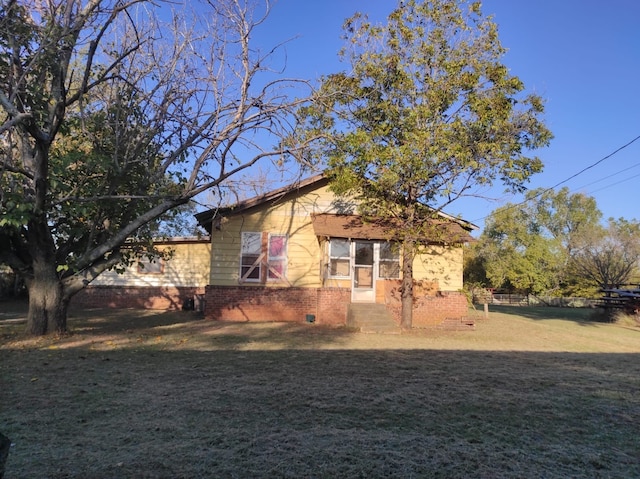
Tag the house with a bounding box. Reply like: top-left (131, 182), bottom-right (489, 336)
top-left (73, 236), bottom-right (211, 311)
top-left (195, 173), bottom-right (477, 328)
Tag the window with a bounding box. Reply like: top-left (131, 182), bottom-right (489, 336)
top-left (329, 238), bottom-right (350, 278)
top-left (137, 257), bottom-right (164, 274)
top-left (240, 232), bottom-right (262, 282)
top-left (267, 234), bottom-right (287, 281)
top-left (379, 242), bottom-right (400, 279)
top-left (240, 232), bottom-right (288, 283)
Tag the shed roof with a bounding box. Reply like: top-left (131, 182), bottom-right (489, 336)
top-left (311, 213), bottom-right (474, 244)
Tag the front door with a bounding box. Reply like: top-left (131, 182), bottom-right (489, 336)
top-left (352, 241), bottom-right (375, 302)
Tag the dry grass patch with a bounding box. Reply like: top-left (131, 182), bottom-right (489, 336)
top-left (1, 302), bottom-right (639, 478)
top-left (611, 310), bottom-right (640, 329)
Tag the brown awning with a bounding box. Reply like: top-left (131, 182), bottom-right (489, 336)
top-left (311, 214), bottom-right (473, 244)
top-left (311, 214), bottom-right (393, 240)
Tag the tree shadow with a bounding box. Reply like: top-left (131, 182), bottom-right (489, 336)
top-left (0, 301), bottom-right (358, 351)
top-left (67, 308), bottom-right (203, 334)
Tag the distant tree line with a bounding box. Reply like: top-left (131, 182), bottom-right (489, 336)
top-left (465, 187), bottom-right (640, 298)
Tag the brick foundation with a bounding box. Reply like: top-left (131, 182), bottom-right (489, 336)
top-left (317, 287), bottom-right (351, 326)
top-left (72, 286), bottom-right (205, 310)
top-left (72, 283), bottom-right (467, 329)
top-left (383, 280), bottom-right (468, 328)
top-left (204, 285), bottom-right (350, 326)
top-left (205, 283), bottom-right (467, 328)
top-left (409, 291), bottom-right (469, 328)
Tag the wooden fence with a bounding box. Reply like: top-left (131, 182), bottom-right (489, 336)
top-left (489, 294), bottom-right (599, 308)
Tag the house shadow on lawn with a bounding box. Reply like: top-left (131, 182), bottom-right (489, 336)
top-left (1, 345), bottom-right (640, 478)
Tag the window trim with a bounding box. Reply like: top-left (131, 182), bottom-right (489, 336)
top-left (137, 257), bottom-right (164, 275)
top-left (378, 241), bottom-right (400, 279)
top-left (326, 238), bottom-right (401, 281)
top-left (266, 233), bottom-right (288, 282)
top-left (240, 231), bottom-right (263, 283)
top-left (239, 231), bottom-right (289, 284)
top-left (328, 238), bottom-right (351, 279)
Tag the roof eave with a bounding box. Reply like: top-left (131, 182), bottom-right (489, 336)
top-left (195, 173), bottom-right (328, 231)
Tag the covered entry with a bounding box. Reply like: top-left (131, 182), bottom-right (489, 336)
top-left (322, 235), bottom-right (400, 303)
top-left (352, 241), bottom-right (375, 302)
top-left (312, 213), bottom-right (402, 303)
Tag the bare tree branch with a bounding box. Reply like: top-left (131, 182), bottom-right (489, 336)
top-left (0, 0), bottom-right (318, 334)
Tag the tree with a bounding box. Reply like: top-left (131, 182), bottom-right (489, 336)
top-left (570, 218), bottom-right (640, 289)
top-left (474, 188), bottom-right (601, 295)
top-left (0, 0), bottom-right (315, 335)
top-left (299, 0), bottom-right (552, 328)
top-left (534, 187), bottom-right (602, 258)
top-left (477, 203), bottom-right (560, 295)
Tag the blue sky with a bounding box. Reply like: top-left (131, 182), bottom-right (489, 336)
top-left (254, 0), bottom-right (640, 231)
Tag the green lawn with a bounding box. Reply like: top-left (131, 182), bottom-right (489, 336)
top-left (1, 304), bottom-right (639, 478)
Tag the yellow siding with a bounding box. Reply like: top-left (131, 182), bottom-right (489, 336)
top-left (413, 244), bottom-right (464, 291)
top-left (209, 182), bottom-right (465, 292)
top-left (93, 242), bottom-right (211, 287)
top-left (210, 185), bottom-right (353, 287)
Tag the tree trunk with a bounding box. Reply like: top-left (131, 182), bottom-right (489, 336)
top-left (26, 268), bottom-right (69, 336)
top-left (25, 215), bottom-right (70, 335)
top-left (400, 237), bottom-right (415, 330)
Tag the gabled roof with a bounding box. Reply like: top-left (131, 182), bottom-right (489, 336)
top-left (195, 173), bottom-right (328, 232)
top-left (195, 172), bottom-right (478, 238)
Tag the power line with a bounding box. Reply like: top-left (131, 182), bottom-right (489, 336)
top-left (574, 161), bottom-right (640, 191)
top-left (587, 170), bottom-right (640, 195)
top-left (548, 134), bottom-right (640, 191)
top-left (469, 133), bottom-right (640, 224)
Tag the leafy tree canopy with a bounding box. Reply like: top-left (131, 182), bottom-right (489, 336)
top-left (298, 0), bottom-right (552, 326)
top-left (302, 0), bottom-right (552, 213)
top-left (471, 187), bottom-right (609, 296)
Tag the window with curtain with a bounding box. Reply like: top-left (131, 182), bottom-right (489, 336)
top-left (267, 234), bottom-right (287, 281)
top-left (240, 232), bottom-right (288, 283)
